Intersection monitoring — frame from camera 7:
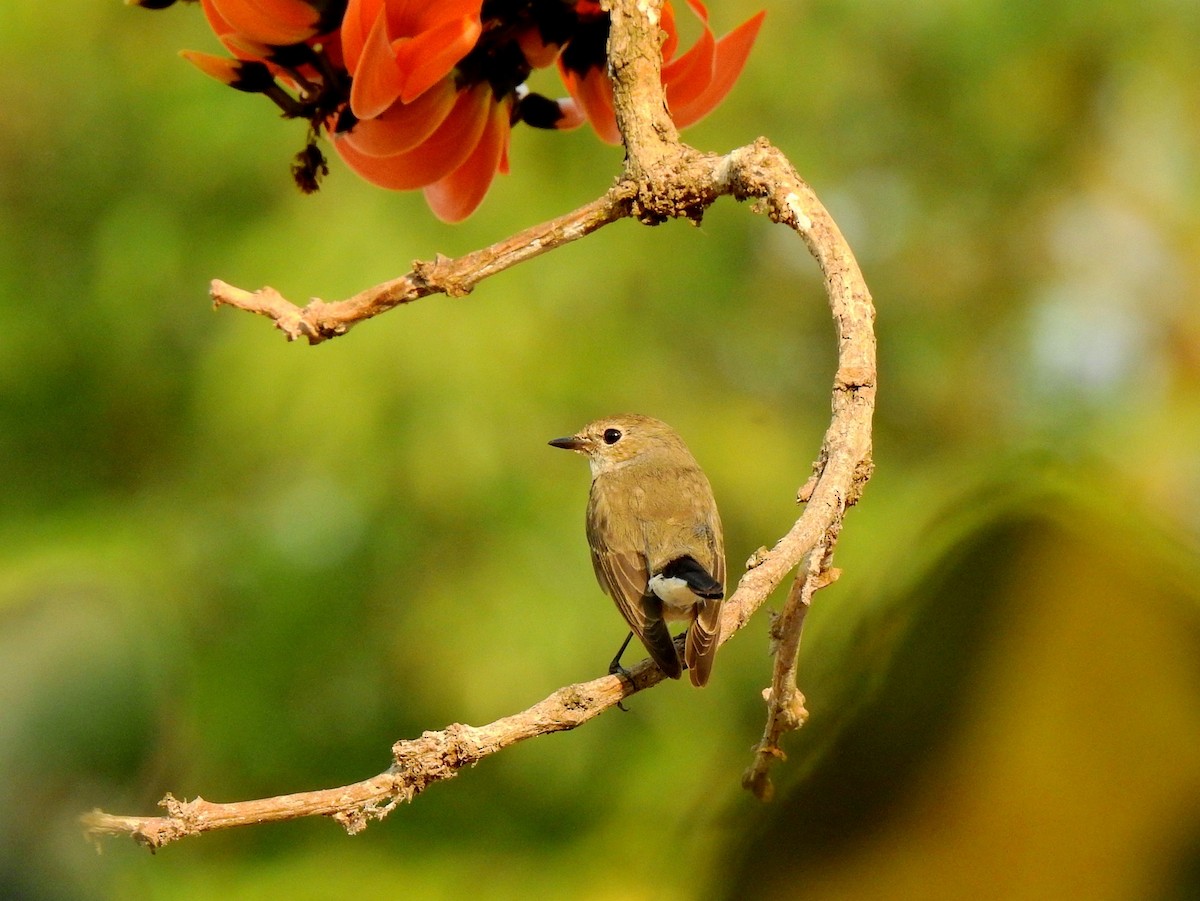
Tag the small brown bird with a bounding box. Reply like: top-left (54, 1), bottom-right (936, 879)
top-left (549, 414), bottom-right (726, 686)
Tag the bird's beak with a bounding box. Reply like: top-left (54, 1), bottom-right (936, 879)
top-left (549, 435), bottom-right (586, 451)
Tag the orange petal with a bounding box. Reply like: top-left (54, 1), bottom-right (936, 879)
top-left (391, 15), bottom-right (482, 103)
top-left (180, 49), bottom-right (273, 92)
top-left (423, 97), bottom-right (511, 222)
top-left (517, 27), bottom-right (561, 69)
top-left (341, 77), bottom-right (456, 156)
top-left (180, 49), bottom-right (246, 84)
top-left (340, 0), bottom-right (379, 69)
top-left (390, 0), bottom-right (482, 35)
top-left (670, 9), bottom-right (764, 127)
top-left (661, 0), bottom-right (716, 113)
top-left (333, 83), bottom-right (491, 190)
top-left (552, 96), bottom-right (586, 131)
top-left (200, 0), bottom-right (233, 38)
top-left (660, 2), bottom-right (679, 63)
top-left (349, 6), bottom-right (403, 118)
top-left (345, 0), bottom-right (481, 70)
top-left (558, 65), bottom-right (620, 144)
top-left (220, 31), bottom-right (282, 61)
top-left (207, 0), bottom-right (321, 46)
top-left (398, 0), bottom-right (482, 33)
top-left (497, 130), bottom-right (510, 175)
top-left (662, 19), bottom-right (716, 115)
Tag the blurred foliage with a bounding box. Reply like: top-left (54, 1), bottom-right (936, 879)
top-left (0, 1), bottom-right (1198, 899)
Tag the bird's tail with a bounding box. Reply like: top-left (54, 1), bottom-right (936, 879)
top-left (685, 597), bottom-right (723, 687)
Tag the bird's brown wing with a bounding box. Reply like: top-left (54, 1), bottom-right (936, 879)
top-left (587, 489), bottom-right (682, 678)
top-left (588, 545), bottom-right (681, 678)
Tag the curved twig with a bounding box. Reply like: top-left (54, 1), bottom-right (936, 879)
top-left (84, 0), bottom-right (875, 848)
top-left (742, 538), bottom-right (839, 801)
top-left (210, 190), bottom-right (633, 344)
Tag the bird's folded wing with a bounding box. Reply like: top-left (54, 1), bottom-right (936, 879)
top-left (591, 546), bottom-right (681, 677)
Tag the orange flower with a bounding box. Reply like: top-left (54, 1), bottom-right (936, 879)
top-left (558, 0), bottom-right (765, 144)
top-left (142, 0), bottom-right (763, 221)
top-left (421, 91), bottom-right (512, 223)
top-left (328, 0), bottom-right (518, 221)
top-left (340, 0), bottom-right (482, 118)
top-left (190, 0), bottom-right (346, 102)
top-left (200, 0), bottom-right (340, 53)
top-left (333, 83), bottom-right (499, 189)
top-left (333, 85), bottom-right (512, 222)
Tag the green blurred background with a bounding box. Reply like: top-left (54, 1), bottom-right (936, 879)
top-left (2, 2), bottom-right (1199, 899)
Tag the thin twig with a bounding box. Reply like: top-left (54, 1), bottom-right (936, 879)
top-left (83, 662), bottom-right (658, 850)
top-left (210, 190), bottom-right (634, 343)
top-left (742, 539), bottom-right (841, 801)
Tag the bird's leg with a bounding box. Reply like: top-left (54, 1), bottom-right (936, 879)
top-left (608, 631), bottom-right (635, 677)
top-left (609, 631), bottom-right (635, 712)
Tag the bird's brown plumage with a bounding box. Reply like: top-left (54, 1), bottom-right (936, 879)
top-left (551, 414), bottom-right (725, 686)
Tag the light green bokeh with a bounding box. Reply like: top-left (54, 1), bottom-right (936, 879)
top-left (1, 1), bottom-right (1198, 899)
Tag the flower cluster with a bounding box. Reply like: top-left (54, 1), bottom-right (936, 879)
top-left (137, 0), bottom-right (764, 221)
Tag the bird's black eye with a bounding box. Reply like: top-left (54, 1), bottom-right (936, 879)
top-left (603, 428), bottom-right (622, 445)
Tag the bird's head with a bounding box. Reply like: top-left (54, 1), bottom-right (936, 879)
top-left (549, 414), bottom-right (688, 476)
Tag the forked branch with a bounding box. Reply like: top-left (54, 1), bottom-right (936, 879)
top-left (84, 0), bottom-right (876, 849)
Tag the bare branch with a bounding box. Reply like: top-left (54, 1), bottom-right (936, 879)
top-left (742, 541), bottom-right (841, 801)
top-left (82, 664), bottom-right (654, 850)
top-left (81, 132), bottom-right (876, 848)
top-left (210, 190), bottom-right (633, 343)
top-left (84, 0), bottom-right (876, 847)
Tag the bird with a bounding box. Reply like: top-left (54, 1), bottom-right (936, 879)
top-left (549, 414), bottom-right (726, 687)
